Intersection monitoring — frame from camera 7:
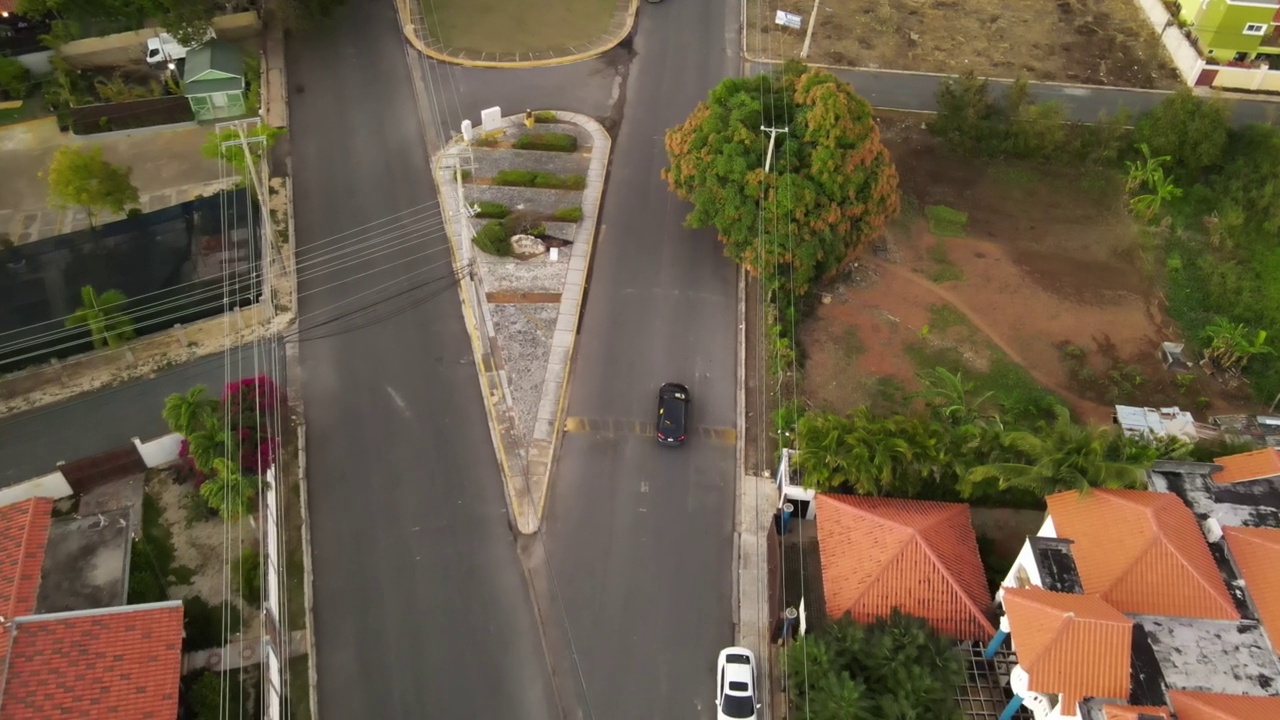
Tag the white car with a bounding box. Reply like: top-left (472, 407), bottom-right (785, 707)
top-left (715, 646), bottom-right (761, 720)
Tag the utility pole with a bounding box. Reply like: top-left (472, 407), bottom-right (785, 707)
top-left (218, 118), bottom-right (286, 320)
top-left (762, 126), bottom-right (789, 174)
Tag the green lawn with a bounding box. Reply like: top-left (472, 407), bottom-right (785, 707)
top-left (420, 0), bottom-right (621, 56)
top-left (0, 97), bottom-right (51, 127)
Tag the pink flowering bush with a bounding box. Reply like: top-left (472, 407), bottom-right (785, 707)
top-left (221, 375), bottom-right (283, 476)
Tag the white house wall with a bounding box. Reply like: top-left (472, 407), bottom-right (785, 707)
top-left (0, 471), bottom-right (73, 507)
top-left (132, 433), bottom-right (183, 468)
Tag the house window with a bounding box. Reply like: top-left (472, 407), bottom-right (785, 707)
top-left (1244, 22), bottom-right (1268, 35)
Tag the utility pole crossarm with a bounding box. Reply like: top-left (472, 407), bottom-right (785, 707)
top-left (761, 126), bottom-right (789, 175)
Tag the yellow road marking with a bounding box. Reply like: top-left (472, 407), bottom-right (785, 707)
top-left (562, 417), bottom-right (737, 444)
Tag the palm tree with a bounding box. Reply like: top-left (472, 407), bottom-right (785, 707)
top-left (910, 368), bottom-right (993, 424)
top-left (162, 385), bottom-right (218, 438)
top-left (962, 409), bottom-right (1147, 498)
top-left (185, 426), bottom-right (235, 476)
top-left (199, 459), bottom-right (259, 520)
top-left (64, 285), bottom-right (136, 349)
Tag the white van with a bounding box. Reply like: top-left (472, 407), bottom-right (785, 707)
top-left (145, 31), bottom-right (212, 65)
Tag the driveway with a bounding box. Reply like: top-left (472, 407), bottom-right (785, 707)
top-left (285, 1), bottom-right (558, 717)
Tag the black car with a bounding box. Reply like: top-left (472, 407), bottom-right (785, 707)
top-left (656, 382), bottom-right (690, 446)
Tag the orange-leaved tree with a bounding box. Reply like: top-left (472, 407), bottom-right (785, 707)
top-left (663, 62), bottom-right (899, 296)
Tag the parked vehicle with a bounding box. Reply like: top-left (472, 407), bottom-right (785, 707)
top-left (715, 647), bottom-right (760, 720)
top-left (145, 31), bottom-right (211, 65)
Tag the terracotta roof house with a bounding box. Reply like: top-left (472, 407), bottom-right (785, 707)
top-left (1212, 448), bottom-right (1280, 485)
top-left (1044, 489), bottom-right (1239, 620)
top-left (0, 602), bottom-right (184, 719)
top-left (0, 497), bottom-right (184, 719)
top-left (1166, 689), bottom-right (1280, 720)
top-left (999, 587), bottom-right (1133, 718)
top-left (815, 494), bottom-right (995, 640)
top-left (1222, 526), bottom-right (1280, 650)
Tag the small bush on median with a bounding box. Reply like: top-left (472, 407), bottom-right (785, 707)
top-left (533, 111), bottom-right (558, 123)
top-left (553, 206), bottom-right (583, 222)
top-left (473, 201), bottom-right (509, 219)
top-left (473, 220), bottom-right (513, 256)
top-left (493, 169), bottom-right (587, 190)
top-left (514, 132), bottom-right (579, 152)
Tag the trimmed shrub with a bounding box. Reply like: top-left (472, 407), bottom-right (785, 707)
top-left (493, 170), bottom-right (587, 191)
top-left (514, 132), bottom-right (578, 152)
top-left (533, 110), bottom-right (558, 123)
top-left (0, 58), bottom-right (30, 101)
top-left (474, 201), bottom-right (509, 219)
top-left (473, 220), bottom-right (513, 256)
top-left (553, 206), bottom-right (583, 222)
top-left (926, 205), bottom-right (968, 237)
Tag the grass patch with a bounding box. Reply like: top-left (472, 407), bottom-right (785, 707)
top-left (128, 492), bottom-right (181, 604)
top-left (926, 239), bottom-right (965, 283)
top-left (906, 341), bottom-right (1064, 425)
top-left (533, 110), bottom-right (558, 123)
top-left (420, 0), bottom-right (618, 56)
top-left (282, 434), bottom-right (309, 634)
top-left (926, 303), bottom-right (968, 333)
top-left (926, 205), bottom-right (969, 237)
top-left (493, 169), bottom-right (586, 190)
top-left (988, 165), bottom-right (1037, 188)
top-left (553, 206), bottom-right (583, 222)
top-left (473, 201), bottom-right (509, 219)
top-left (514, 132), bottom-right (578, 152)
top-left (287, 655), bottom-right (313, 720)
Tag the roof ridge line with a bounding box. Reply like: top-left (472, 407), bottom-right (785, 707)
top-left (914, 517), bottom-right (993, 632)
top-left (1143, 532), bottom-right (1236, 617)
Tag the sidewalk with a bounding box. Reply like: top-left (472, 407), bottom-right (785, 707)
top-left (433, 112), bottom-right (610, 534)
top-left (398, 0), bottom-right (638, 68)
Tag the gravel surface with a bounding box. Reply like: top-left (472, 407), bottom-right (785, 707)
top-left (471, 148), bottom-right (591, 178)
top-left (466, 186), bottom-right (584, 216)
top-left (489, 303), bottom-right (559, 447)
top-left (479, 254), bottom-right (570, 293)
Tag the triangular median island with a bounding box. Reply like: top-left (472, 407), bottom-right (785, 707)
top-left (436, 111), bottom-right (610, 533)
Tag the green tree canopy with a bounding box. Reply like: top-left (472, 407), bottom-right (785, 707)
top-left (787, 611), bottom-right (964, 720)
top-left (46, 146), bottom-right (139, 227)
top-left (65, 284), bottom-right (136, 348)
top-left (663, 63), bottom-right (900, 296)
top-left (1132, 86), bottom-right (1230, 181)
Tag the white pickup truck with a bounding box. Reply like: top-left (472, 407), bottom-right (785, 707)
top-left (145, 31), bottom-right (213, 66)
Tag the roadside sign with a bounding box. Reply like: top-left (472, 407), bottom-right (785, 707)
top-left (775, 10), bottom-right (803, 29)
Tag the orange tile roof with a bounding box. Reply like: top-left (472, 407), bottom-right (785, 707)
top-left (0, 498), bottom-right (53, 622)
top-left (1002, 587), bottom-right (1132, 717)
top-left (1167, 690), bottom-right (1280, 720)
top-left (1045, 489), bottom-right (1239, 620)
top-left (816, 494), bottom-right (995, 641)
top-left (1212, 447), bottom-right (1280, 484)
top-left (1101, 706), bottom-right (1171, 720)
top-left (0, 602), bottom-right (184, 720)
top-left (1222, 525), bottom-right (1280, 651)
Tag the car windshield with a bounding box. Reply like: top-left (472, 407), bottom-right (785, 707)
top-left (721, 692), bottom-right (755, 718)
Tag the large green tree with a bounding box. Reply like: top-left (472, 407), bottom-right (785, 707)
top-left (663, 62), bottom-right (900, 295)
top-left (46, 145), bottom-right (139, 228)
top-left (1132, 86), bottom-right (1230, 181)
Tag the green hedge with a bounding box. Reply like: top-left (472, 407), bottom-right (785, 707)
top-left (474, 201), bottom-right (509, 219)
top-left (553, 206), bottom-right (583, 222)
top-left (493, 169), bottom-right (586, 190)
top-left (514, 132), bottom-right (578, 152)
top-left (474, 220), bottom-right (513, 256)
top-left (533, 110), bottom-right (558, 123)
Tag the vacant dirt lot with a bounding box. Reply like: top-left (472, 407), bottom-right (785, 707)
top-left (746, 0), bottom-right (1180, 88)
top-left (799, 115), bottom-right (1255, 425)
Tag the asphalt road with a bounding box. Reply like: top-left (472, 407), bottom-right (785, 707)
top-left (0, 342), bottom-right (281, 488)
top-left (526, 1), bottom-right (742, 717)
top-left (284, 2), bottom-right (557, 717)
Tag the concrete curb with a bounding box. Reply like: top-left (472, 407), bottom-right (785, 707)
top-left (397, 0), bottom-right (639, 69)
top-left (432, 112), bottom-right (611, 535)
